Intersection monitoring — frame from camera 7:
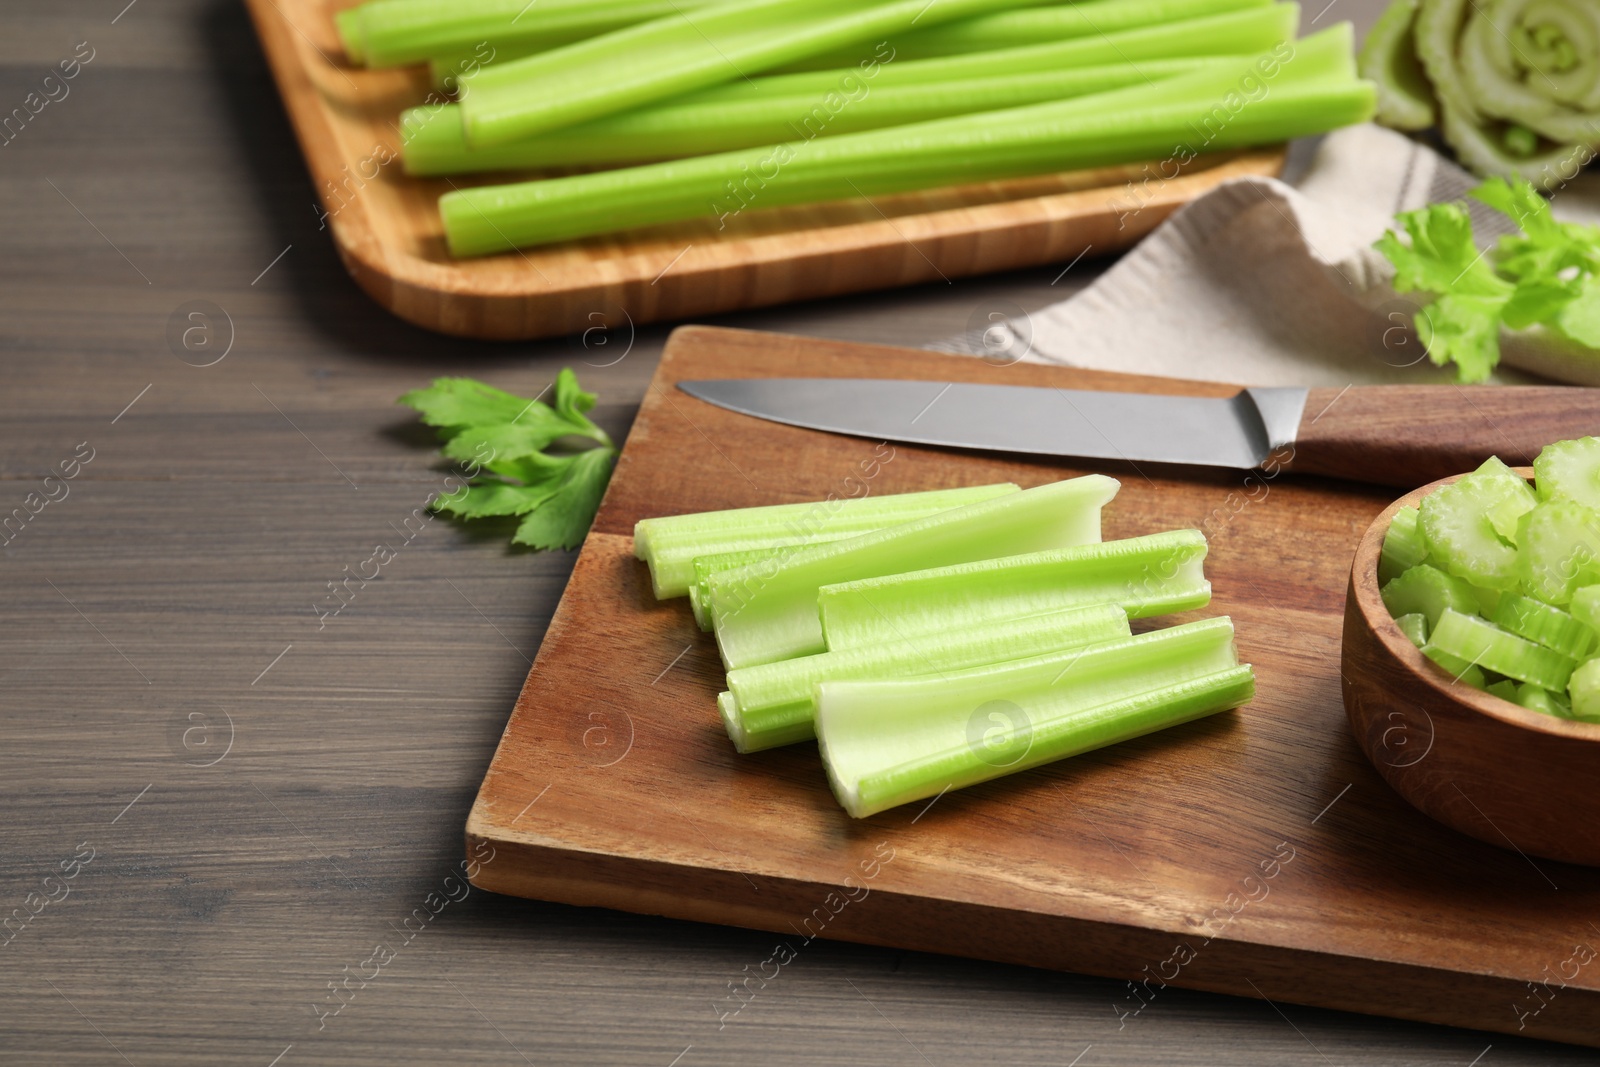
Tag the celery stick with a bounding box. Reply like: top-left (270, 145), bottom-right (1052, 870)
top-left (787, 0), bottom-right (1277, 67)
top-left (443, 27), bottom-right (1374, 255)
top-left (457, 0), bottom-right (1064, 147)
top-left (1380, 563), bottom-right (1479, 629)
top-left (1569, 659), bottom-right (1600, 722)
top-left (636, 484), bottom-right (1016, 599)
top-left (709, 475), bottom-right (1120, 669)
top-left (405, 58), bottom-right (1229, 174)
top-left (818, 530), bottom-right (1209, 652)
top-left (1379, 505), bottom-right (1429, 584)
top-left (730, 5), bottom-right (1299, 99)
top-left (1426, 608), bottom-right (1576, 691)
top-left (1394, 612), bottom-right (1429, 647)
top-left (690, 544), bottom-right (838, 629)
top-left (344, 0), bottom-right (719, 69)
top-left (725, 604), bottom-right (1132, 752)
top-left (816, 618), bottom-right (1253, 818)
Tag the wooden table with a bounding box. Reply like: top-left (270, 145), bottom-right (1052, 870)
top-left (5, 1), bottom-right (1589, 1063)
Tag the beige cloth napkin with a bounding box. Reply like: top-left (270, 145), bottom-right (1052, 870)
top-left (935, 124), bottom-right (1600, 387)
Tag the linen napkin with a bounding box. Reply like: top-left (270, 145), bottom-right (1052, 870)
top-left (934, 124), bottom-right (1600, 387)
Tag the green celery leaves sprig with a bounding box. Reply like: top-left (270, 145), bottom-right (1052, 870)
top-left (1377, 176), bottom-right (1600, 383)
top-left (399, 370), bottom-right (615, 550)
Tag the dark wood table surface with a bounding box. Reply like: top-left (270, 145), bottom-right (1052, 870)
top-left (5, 1), bottom-right (1590, 1064)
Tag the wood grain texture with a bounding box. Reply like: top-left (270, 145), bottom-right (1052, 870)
top-left (11, 0), bottom-right (1598, 1061)
top-left (1343, 472), bottom-right (1600, 867)
top-left (241, 0), bottom-right (1287, 340)
top-left (1291, 386), bottom-right (1600, 486)
top-left (468, 326), bottom-right (1600, 1048)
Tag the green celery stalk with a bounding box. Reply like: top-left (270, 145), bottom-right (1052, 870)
top-left (456, 0), bottom-right (1065, 146)
top-left (341, 0), bottom-right (722, 69)
top-left (816, 618), bottom-right (1253, 818)
top-left (636, 484), bottom-right (1017, 599)
top-left (790, 0), bottom-right (1277, 67)
top-left (689, 544), bottom-right (846, 629)
top-left (443, 26), bottom-right (1375, 255)
top-left (404, 57), bottom-right (1232, 174)
top-left (725, 604), bottom-right (1132, 752)
top-left (708, 475), bottom-right (1120, 669)
top-left (818, 529), bottom-right (1210, 651)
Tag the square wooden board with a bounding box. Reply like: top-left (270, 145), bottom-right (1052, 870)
top-left (466, 326), bottom-right (1600, 1047)
top-left (244, 0), bottom-right (1286, 340)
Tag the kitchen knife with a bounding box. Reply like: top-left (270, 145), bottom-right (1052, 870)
top-left (678, 378), bottom-right (1599, 489)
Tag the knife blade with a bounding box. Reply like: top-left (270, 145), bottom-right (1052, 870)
top-left (677, 377), bottom-right (1600, 488)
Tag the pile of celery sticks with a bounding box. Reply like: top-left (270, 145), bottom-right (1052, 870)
top-left (634, 476), bottom-right (1254, 818)
top-left (333, 0), bottom-right (1377, 256)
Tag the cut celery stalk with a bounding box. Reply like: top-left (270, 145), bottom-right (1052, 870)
top-left (1421, 643), bottom-right (1487, 690)
top-left (817, 530), bottom-right (1210, 652)
top-left (1394, 612), bottom-right (1430, 647)
top-left (1569, 659), bottom-right (1600, 722)
top-left (1379, 505), bottom-right (1429, 584)
top-left (635, 484), bottom-right (1017, 599)
top-left (1491, 593), bottom-right (1597, 661)
top-left (1536, 437), bottom-right (1600, 510)
top-left (815, 618), bottom-right (1253, 818)
top-left (1479, 457), bottom-right (1537, 541)
top-left (403, 58), bottom-right (1230, 174)
top-left (1486, 678), bottom-right (1519, 702)
top-left (1418, 458), bottom-right (1529, 590)
top-left (347, 0), bottom-right (724, 69)
top-left (709, 475), bottom-right (1120, 669)
top-left (1516, 500), bottom-right (1600, 606)
top-left (457, 0), bottom-right (1066, 146)
top-left (689, 544), bottom-right (843, 630)
top-left (1426, 608), bottom-right (1576, 691)
top-left (724, 604), bottom-right (1132, 752)
top-left (1380, 563), bottom-right (1479, 629)
top-left (1516, 683), bottom-right (1571, 719)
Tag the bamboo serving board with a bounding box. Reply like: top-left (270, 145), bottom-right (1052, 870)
top-left (466, 326), bottom-right (1600, 1047)
top-left (243, 0), bottom-right (1287, 340)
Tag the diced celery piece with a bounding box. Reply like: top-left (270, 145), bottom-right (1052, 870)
top-left (817, 530), bottom-right (1209, 652)
top-left (1421, 644), bottom-right (1487, 690)
top-left (1379, 505), bottom-right (1429, 584)
top-left (1516, 500), bottom-right (1600, 607)
top-left (1569, 585), bottom-right (1600, 636)
top-left (1535, 437), bottom-right (1600, 510)
top-left (1426, 608), bottom-right (1576, 691)
top-left (1418, 459), bottom-right (1528, 590)
top-left (1380, 563), bottom-right (1479, 629)
top-left (635, 484), bottom-right (1019, 598)
top-left (708, 476), bottom-right (1120, 669)
top-left (815, 618), bottom-right (1253, 818)
top-left (1393, 612), bottom-right (1430, 647)
top-left (1480, 457), bottom-right (1537, 541)
top-left (1486, 679), bottom-right (1519, 701)
top-left (1491, 593), bottom-right (1598, 661)
top-left (1568, 659), bottom-right (1600, 722)
top-left (724, 604), bottom-right (1132, 753)
top-left (1516, 683), bottom-right (1571, 719)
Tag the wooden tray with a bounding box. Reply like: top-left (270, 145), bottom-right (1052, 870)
top-left (466, 326), bottom-right (1600, 1047)
top-left (243, 0), bottom-right (1287, 340)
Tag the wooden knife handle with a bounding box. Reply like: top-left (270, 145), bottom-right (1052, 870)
top-left (1279, 386), bottom-right (1600, 488)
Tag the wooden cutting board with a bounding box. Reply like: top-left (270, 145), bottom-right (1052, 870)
top-left (466, 326), bottom-right (1600, 1047)
top-left (243, 0), bottom-right (1285, 340)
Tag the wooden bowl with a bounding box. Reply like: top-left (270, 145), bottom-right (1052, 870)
top-left (1343, 469), bottom-right (1600, 868)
